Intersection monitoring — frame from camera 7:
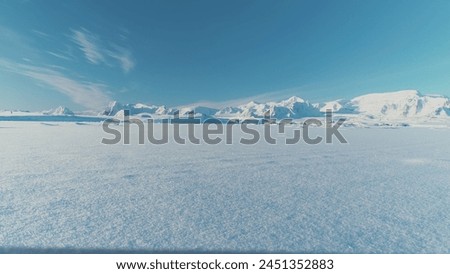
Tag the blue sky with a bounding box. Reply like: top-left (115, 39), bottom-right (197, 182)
top-left (1, 0), bottom-right (450, 111)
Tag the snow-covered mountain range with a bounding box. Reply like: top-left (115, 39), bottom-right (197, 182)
top-left (319, 90), bottom-right (450, 118)
top-left (1, 90), bottom-right (450, 126)
top-left (102, 95), bottom-right (321, 120)
top-left (101, 90), bottom-right (450, 121)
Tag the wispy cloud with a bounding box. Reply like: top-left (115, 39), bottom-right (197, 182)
top-left (106, 45), bottom-right (135, 73)
top-left (31, 29), bottom-right (49, 38)
top-left (47, 51), bottom-right (72, 61)
top-left (71, 28), bottom-right (105, 64)
top-left (0, 59), bottom-right (111, 110)
top-left (70, 28), bottom-right (135, 73)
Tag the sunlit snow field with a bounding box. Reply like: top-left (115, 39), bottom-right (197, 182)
top-left (0, 122), bottom-right (449, 253)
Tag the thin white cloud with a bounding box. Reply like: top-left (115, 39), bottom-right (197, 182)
top-left (47, 51), bottom-right (72, 61)
top-left (0, 59), bottom-right (111, 110)
top-left (71, 28), bottom-right (135, 72)
top-left (107, 45), bottom-right (135, 73)
top-left (31, 29), bottom-right (49, 38)
top-left (71, 28), bottom-right (105, 64)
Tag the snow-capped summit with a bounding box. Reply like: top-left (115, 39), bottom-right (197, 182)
top-left (345, 90), bottom-right (450, 118)
top-left (215, 96), bottom-right (320, 119)
top-left (102, 101), bottom-right (124, 116)
top-left (44, 106), bottom-right (74, 116)
top-left (280, 96), bottom-right (305, 105)
top-left (101, 101), bottom-right (162, 116)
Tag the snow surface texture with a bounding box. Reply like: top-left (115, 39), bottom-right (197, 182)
top-left (0, 122), bottom-right (449, 253)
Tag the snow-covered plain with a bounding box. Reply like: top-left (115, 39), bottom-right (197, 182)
top-left (0, 122), bottom-right (449, 253)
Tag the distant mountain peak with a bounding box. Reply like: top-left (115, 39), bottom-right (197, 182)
top-left (345, 90), bottom-right (449, 118)
top-left (281, 96), bottom-right (305, 105)
top-left (101, 101), bottom-right (161, 116)
top-left (43, 106), bottom-right (74, 116)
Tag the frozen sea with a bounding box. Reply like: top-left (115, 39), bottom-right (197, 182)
top-left (0, 122), bottom-right (449, 253)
